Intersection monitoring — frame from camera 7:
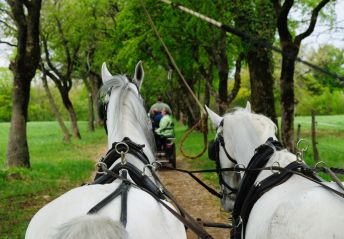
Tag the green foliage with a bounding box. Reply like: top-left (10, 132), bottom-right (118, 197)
top-left (0, 68), bottom-right (12, 122)
top-left (306, 45), bottom-right (344, 90)
top-left (296, 88), bottom-right (344, 116)
top-left (0, 122), bottom-right (107, 238)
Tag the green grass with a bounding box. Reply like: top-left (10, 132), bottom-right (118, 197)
top-left (0, 122), bottom-right (107, 239)
top-left (175, 122), bottom-right (218, 184)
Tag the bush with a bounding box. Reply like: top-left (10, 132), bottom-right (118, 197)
top-left (296, 88), bottom-right (344, 115)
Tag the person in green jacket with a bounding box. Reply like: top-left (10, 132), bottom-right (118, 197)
top-left (155, 107), bottom-right (174, 137)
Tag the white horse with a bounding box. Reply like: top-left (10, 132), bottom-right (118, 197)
top-left (26, 62), bottom-right (187, 239)
top-left (206, 102), bottom-right (344, 239)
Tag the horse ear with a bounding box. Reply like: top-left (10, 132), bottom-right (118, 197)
top-left (205, 105), bottom-right (223, 128)
top-left (245, 101), bottom-right (251, 112)
top-left (133, 60), bottom-right (144, 89)
top-left (101, 62), bottom-right (113, 83)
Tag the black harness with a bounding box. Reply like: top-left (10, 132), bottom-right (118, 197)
top-left (87, 137), bottom-right (164, 228)
top-left (88, 170), bottom-right (131, 227)
top-left (230, 138), bottom-right (322, 239)
top-left (208, 120), bottom-right (238, 195)
top-left (86, 137), bottom-right (213, 238)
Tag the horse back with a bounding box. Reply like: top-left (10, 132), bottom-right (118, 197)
top-left (245, 176), bottom-right (344, 239)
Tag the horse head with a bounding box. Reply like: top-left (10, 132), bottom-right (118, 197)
top-left (206, 102), bottom-right (277, 211)
top-left (99, 61), bottom-right (155, 163)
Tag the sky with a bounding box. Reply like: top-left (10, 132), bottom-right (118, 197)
top-left (0, 1), bottom-right (343, 68)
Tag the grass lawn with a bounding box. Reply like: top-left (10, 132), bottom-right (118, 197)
top-left (0, 122), bottom-right (107, 239)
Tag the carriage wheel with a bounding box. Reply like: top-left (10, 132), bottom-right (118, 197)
top-left (170, 144), bottom-right (176, 168)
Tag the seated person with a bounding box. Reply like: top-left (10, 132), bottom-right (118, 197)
top-left (149, 96), bottom-right (172, 116)
top-left (154, 108), bottom-right (174, 149)
top-left (150, 108), bottom-right (162, 130)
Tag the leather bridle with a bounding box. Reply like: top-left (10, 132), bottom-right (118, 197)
top-left (208, 120), bottom-right (239, 195)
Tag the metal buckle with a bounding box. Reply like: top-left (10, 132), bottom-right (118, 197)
top-left (296, 139), bottom-right (308, 162)
top-left (270, 161), bottom-right (281, 174)
top-left (152, 161), bottom-right (162, 170)
top-left (234, 163), bottom-right (245, 176)
top-left (142, 164), bottom-right (154, 176)
top-left (314, 161), bottom-right (327, 170)
top-left (115, 142), bottom-right (129, 165)
top-left (96, 161), bottom-right (108, 175)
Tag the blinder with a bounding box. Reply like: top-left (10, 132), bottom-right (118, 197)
top-left (208, 139), bottom-right (219, 161)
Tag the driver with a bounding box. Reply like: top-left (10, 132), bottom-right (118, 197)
top-left (149, 96), bottom-right (172, 116)
top-left (154, 107), bottom-right (174, 150)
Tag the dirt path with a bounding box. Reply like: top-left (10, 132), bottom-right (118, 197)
top-left (158, 159), bottom-right (231, 239)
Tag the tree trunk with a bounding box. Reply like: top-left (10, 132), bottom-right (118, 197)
top-left (7, 76), bottom-right (31, 167)
top-left (216, 32), bottom-right (229, 115)
top-left (227, 54), bottom-right (244, 105)
top-left (87, 93), bottom-right (95, 132)
top-left (6, 0), bottom-right (42, 168)
top-left (83, 77), bottom-right (95, 132)
top-left (90, 72), bottom-right (102, 126)
top-left (280, 46), bottom-right (298, 151)
top-left (60, 91), bottom-right (81, 139)
top-left (247, 48), bottom-right (278, 127)
top-left (42, 72), bottom-right (71, 143)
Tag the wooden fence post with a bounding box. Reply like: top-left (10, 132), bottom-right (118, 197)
top-left (297, 123), bottom-right (301, 143)
top-left (311, 110), bottom-right (319, 162)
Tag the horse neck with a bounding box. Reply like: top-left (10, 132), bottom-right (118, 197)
top-left (107, 94), bottom-right (154, 165)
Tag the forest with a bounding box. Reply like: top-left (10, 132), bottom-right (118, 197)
top-left (0, 0), bottom-right (343, 168)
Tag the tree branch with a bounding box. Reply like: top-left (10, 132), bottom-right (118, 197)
top-left (0, 18), bottom-right (16, 32)
top-left (0, 39), bottom-right (16, 47)
top-left (54, 16), bottom-right (71, 73)
top-left (272, 0), bottom-right (293, 42)
top-left (294, 0), bottom-right (331, 45)
top-left (0, 7), bottom-right (11, 16)
top-left (41, 34), bottom-right (63, 80)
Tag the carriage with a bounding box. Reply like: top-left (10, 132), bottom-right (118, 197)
top-left (155, 135), bottom-right (177, 168)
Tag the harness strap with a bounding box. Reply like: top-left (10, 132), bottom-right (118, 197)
top-left (91, 164), bottom-right (213, 238)
top-left (157, 184), bottom-right (214, 239)
top-left (164, 166), bottom-right (222, 198)
top-left (94, 137), bottom-right (150, 181)
top-left (87, 171), bottom-right (131, 227)
top-left (217, 134), bottom-right (237, 164)
top-left (232, 139), bottom-right (278, 219)
top-left (231, 161), bottom-right (300, 239)
top-left (93, 162), bottom-right (165, 200)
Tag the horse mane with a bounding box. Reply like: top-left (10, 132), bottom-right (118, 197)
top-left (99, 75), bottom-right (156, 157)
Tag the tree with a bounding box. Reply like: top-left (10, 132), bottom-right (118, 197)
top-left (41, 66), bottom-right (71, 143)
top-left (5, 0), bottom-right (42, 168)
top-left (230, 0), bottom-right (278, 126)
top-left (272, 0), bottom-right (332, 151)
top-left (40, 0), bottom-right (83, 139)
